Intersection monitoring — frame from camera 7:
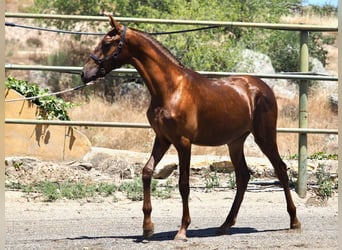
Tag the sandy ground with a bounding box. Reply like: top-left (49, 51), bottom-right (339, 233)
top-left (5, 187), bottom-right (338, 249)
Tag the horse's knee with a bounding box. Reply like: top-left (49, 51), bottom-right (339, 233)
top-left (142, 164), bottom-right (154, 181)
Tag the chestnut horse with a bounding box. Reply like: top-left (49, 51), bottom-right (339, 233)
top-left (81, 16), bottom-right (301, 240)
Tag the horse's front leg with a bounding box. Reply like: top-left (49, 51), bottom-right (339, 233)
top-left (142, 136), bottom-right (170, 239)
top-left (174, 137), bottom-right (191, 240)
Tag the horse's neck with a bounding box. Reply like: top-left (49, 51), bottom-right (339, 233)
top-left (128, 30), bottom-right (186, 99)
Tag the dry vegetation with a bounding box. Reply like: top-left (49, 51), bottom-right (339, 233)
top-left (276, 89), bottom-right (338, 157)
top-left (69, 94), bottom-right (155, 153)
top-left (281, 12), bottom-right (337, 26)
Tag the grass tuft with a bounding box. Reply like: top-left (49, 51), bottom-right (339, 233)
top-left (6, 178), bottom-right (175, 202)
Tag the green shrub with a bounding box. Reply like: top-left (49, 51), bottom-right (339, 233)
top-left (5, 178), bottom-right (175, 202)
top-left (203, 169), bottom-right (220, 191)
top-left (38, 181), bottom-right (60, 201)
top-left (118, 177), bottom-right (175, 201)
top-left (118, 177), bottom-right (145, 201)
top-left (97, 183), bottom-right (118, 197)
top-left (314, 164), bottom-right (335, 199)
top-left (309, 152), bottom-right (338, 160)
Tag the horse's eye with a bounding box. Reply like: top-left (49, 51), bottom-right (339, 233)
top-left (101, 40), bottom-right (112, 52)
top-left (102, 42), bottom-right (109, 48)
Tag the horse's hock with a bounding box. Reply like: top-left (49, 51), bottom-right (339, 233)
top-left (5, 89), bottom-right (91, 161)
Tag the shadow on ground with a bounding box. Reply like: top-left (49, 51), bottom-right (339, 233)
top-left (67, 226), bottom-right (289, 243)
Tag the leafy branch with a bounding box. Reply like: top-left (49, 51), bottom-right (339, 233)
top-left (5, 76), bottom-right (74, 120)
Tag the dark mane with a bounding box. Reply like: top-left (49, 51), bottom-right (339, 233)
top-left (131, 28), bottom-right (185, 68)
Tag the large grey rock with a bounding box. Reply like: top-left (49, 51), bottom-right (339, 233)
top-left (310, 58), bottom-right (338, 111)
top-left (236, 49), bottom-right (297, 99)
top-left (311, 58), bottom-right (337, 90)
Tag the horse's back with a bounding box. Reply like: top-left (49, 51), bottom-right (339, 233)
top-left (226, 75), bottom-right (275, 98)
top-left (225, 75), bottom-right (278, 113)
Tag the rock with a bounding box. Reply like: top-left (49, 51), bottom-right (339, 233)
top-left (82, 147), bottom-right (147, 179)
top-left (310, 57), bottom-right (338, 111)
top-left (118, 81), bottom-right (147, 96)
top-left (99, 158), bottom-right (143, 179)
top-left (237, 49), bottom-right (275, 75)
top-left (329, 93), bottom-right (338, 113)
top-left (311, 57), bottom-right (329, 74)
top-left (153, 164), bottom-right (178, 179)
top-left (305, 196), bottom-right (328, 207)
top-left (236, 49), bottom-right (297, 99)
top-left (83, 147), bottom-right (148, 166)
top-left (271, 81), bottom-right (297, 99)
top-left (69, 161), bottom-right (93, 171)
top-left (209, 161), bottom-right (234, 173)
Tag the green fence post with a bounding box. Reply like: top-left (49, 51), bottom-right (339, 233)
top-left (297, 31), bottom-right (309, 198)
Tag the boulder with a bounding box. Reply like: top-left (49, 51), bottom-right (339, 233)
top-left (236, 49), bottom-right (297, 99)
top-left (209, 161), bottom-right (234, 173)
top-left (153, 163), bottom-right (178, 179)
top-left (310, 58), bottom-right (338, 112)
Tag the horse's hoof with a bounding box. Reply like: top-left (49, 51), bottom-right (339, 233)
top-left (290, 221), bottom-right (301, 230)
top-left (143, 224), bottom-right (154, 239)
top-left (143, 229), bottom-right (154, 239)
top-left (174, 233), bottom-right (188, 241)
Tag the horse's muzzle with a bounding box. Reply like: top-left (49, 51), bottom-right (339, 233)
top-left (81, 70), bottom-right (95, 84)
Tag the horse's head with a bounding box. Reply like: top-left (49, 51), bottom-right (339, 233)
top-left (81, 16), bottom-right (129, 84)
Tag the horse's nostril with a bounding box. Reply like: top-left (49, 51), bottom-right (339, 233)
top-left (100, 68), bottom-right (106, 76)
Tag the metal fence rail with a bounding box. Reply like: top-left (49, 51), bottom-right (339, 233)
top-left (5, 64), bottom-right (338, 81)
top-left (4, 119), bottom-right (338, 134)
top-left (5, 12), bottom-right (338, 31)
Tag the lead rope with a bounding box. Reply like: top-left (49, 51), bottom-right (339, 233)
top-left (5, 81), bottom-right (95, 102)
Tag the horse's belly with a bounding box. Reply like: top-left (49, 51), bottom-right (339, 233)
top-left (192, 125), bottom-right (250, 146)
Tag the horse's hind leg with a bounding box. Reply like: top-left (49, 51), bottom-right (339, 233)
top-left (253, 116), bottom-right (301, 229)
top-left (218, 135), bottom-right (250, 234)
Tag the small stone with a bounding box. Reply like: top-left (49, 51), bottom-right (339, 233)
top-left (153, 164), bottom-right (178, 179)
top-left (210, 161), bottom-right (234, 173)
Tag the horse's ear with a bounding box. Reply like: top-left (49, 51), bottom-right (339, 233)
top-left (108, 15), bottom-right (120, 30)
